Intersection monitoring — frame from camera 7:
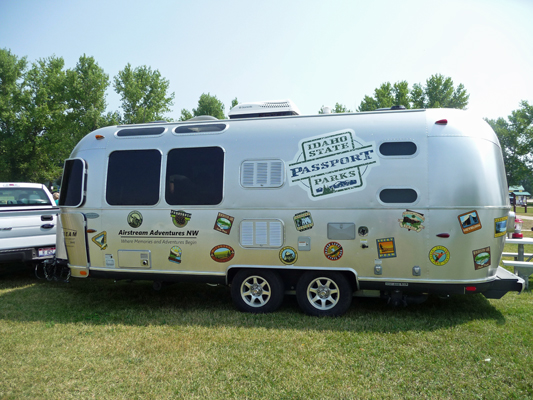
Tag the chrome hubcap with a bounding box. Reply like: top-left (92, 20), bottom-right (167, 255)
top-left (241, 276), bottom-right (271, 307)
top-left (307, 277), bottom-right (340, 310)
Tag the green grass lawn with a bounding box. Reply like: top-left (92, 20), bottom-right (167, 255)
top-left (1, 264), bottom-right (532, 399)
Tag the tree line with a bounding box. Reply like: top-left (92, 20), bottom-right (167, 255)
top-left (1, 48), bottom-right (531, 193)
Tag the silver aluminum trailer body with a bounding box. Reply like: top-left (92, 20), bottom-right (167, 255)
top-left (57, 108), bottom-right (524, 315)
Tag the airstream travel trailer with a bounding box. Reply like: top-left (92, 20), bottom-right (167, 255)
top-left (56, 102), bottom-right (524, 316)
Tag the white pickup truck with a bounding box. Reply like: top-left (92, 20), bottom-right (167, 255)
top-left (0, 183), bottom-right (58, 266)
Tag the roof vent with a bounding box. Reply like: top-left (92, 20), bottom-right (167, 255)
top-left (189, 115), bottom-right (218, 121)
top-left (376, 105), bottom-right (407, 111)
top-left (228, 99), bottom-right (300, 119)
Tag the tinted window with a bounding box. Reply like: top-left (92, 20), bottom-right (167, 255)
top-left (116, 127), bottom-right (165, 137)
top-left (106, 150), bottom-right (161, 205)
top-left (174, 124), bottom-right (227, 134)
top-left (379, 142), bottom-right (417, 156)
top-left (379, 189), bottom-right (418, 203)
top-left (166, 147), bottom-right (224, 205)
top-left (60, 159), bottom-right (85, 207)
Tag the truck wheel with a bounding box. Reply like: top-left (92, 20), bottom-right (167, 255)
top-left (296, 271), bottom-right (352, 317)
top-left (231, 269), bottom-right (284, 314)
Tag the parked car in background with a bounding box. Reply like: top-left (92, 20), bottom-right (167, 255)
top-left (0, 183), bottom-right (58, 268)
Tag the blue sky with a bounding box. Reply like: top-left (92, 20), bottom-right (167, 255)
top-left (1, 0), bottom-right (532, 121)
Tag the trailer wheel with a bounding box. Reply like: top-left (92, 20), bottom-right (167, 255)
top-left (231, 269), bottom-right (284, 314)
top-left (296, 271), bottom-right (352, 317)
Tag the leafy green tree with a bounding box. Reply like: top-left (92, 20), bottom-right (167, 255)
top-left (114, 64), bottom-right (174, 124)
top-left (416, 74), bottom-right (469, 109)
top-left (179, 108), bottom-right (193, 121)
top-left (357, 75), bottom-right (468, 111)
top-left (65, 55), bottom-right (118, 145)
top-left (193, 93), bottom-right (225, 119)
top-left (319, 102), bottom-right (352, 114)
top-left (0, 49), bottom-right (28, 181)
top-left (357, 81), bottom-right (410, 111)
top-left (332, 103), bottom-right (351, 113)
top-left (4, 55), bottom-right (69, 182)
top-left (487, 101), bottom-right (533, 188)
top-left (0, 50), bottom-right (117, 183)
top-left (181, 93), bottom-right (226, 120)
top-left (231, 97), bottom-right (238, 109)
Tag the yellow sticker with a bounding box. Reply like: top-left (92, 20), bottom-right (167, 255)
top-left (429, 245), bottom-right (450, 266)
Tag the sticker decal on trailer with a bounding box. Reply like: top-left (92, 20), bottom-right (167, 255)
top-left (293, 211), bottom-right (314, 232)
top-left (214, 212), bottom-right (234, 235)
top-left (171, 210), bottom-right (191, 228)
top-left (168, 246), bottom-right (182, 264)
top-left (429, 245), bottom-right (450, 266)
top-left (399, 210), bottom-right (425, 232)
top-left (472, 247), bottom-right (491, 270)
top-left (287, 130), bottom-right (379, 200)
top-left (324, 242), bottom-right (343, 261)
top-left (458, 210), bottom-right (482, 234)
top-left (279, 246), bottom-right (298, 264)
top-left (377, 238), bottom-right (397, 258)
top-left (210, 245), bottom-right (235, 263)
top-left (127, 211), bottom-right (143, 228)
top-left (91, 231), bottom-right (108, 250)
top-left (494, 216), bottom-right (508, 238)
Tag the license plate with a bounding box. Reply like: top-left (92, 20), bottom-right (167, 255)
top-left (38, 247), bottom-right (56, 257)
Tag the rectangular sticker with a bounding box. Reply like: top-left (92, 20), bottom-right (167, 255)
top-left (214, 212), bottom-right (234, 235)
top-left (494, 216), bottom-right (508, 238)
top-left (377, 237), bottom-right (397, 258)
top-left (472, 247), bottom-right (491, 270)
top-left (399, 210), bottom-right (425, 232)
top-left (294, 211), bottom-right (314, 232)
top-left (458, 210), bottom-right (482, 234)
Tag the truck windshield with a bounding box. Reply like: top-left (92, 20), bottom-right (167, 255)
top-left (0, 188), bottom-right (52, 207)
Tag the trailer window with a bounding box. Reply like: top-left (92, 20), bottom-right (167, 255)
top-left (174, 124), bottom-right (227, 134)
top-left (59, 158), bottom-right (86, 207)
top-left (166, 147), bottom-right (224, 205)
top-left (379, 141), bottom-right (417, 156)
top-left (106, 150), bottom-right (161, 206)
top-left (116, 127), bottom-right (166, 137)
top-left (379, 188), bottom-right (418, 203)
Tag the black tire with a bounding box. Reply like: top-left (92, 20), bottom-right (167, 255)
top-left (296, 271), bottom-right (352, 317)
top-left (231, 269), bottom-right (284, 314)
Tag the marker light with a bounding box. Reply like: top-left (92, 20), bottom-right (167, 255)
top-left (95, 135), bottom-right (105, 140)
top-left (465, 286), bottom-right (477, 292)
top-left (436, 233), bottom-right (450, 238)
top-left (435, 119), bottom-right (448, 125)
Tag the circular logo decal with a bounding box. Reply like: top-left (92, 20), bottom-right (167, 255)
top-left (279, 246), bottom-right (298, 265)
top-left (168, 246), bottom-right (182, 264)
top-left (127, 210), bottom-right (143, 228)
top-left (429, 245), bottom-right (450, 266)
top-left (171, 210), bottom-right (191, 228)
top-left (324, 242), bottom-right (343, 261)
top-left (210, 245), bottom-right (235, 263)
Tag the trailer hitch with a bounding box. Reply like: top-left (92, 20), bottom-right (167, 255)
top-left (385, 290), bottom-right (428, 307)
top-left (35, 257), bottom-right (71, 283)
